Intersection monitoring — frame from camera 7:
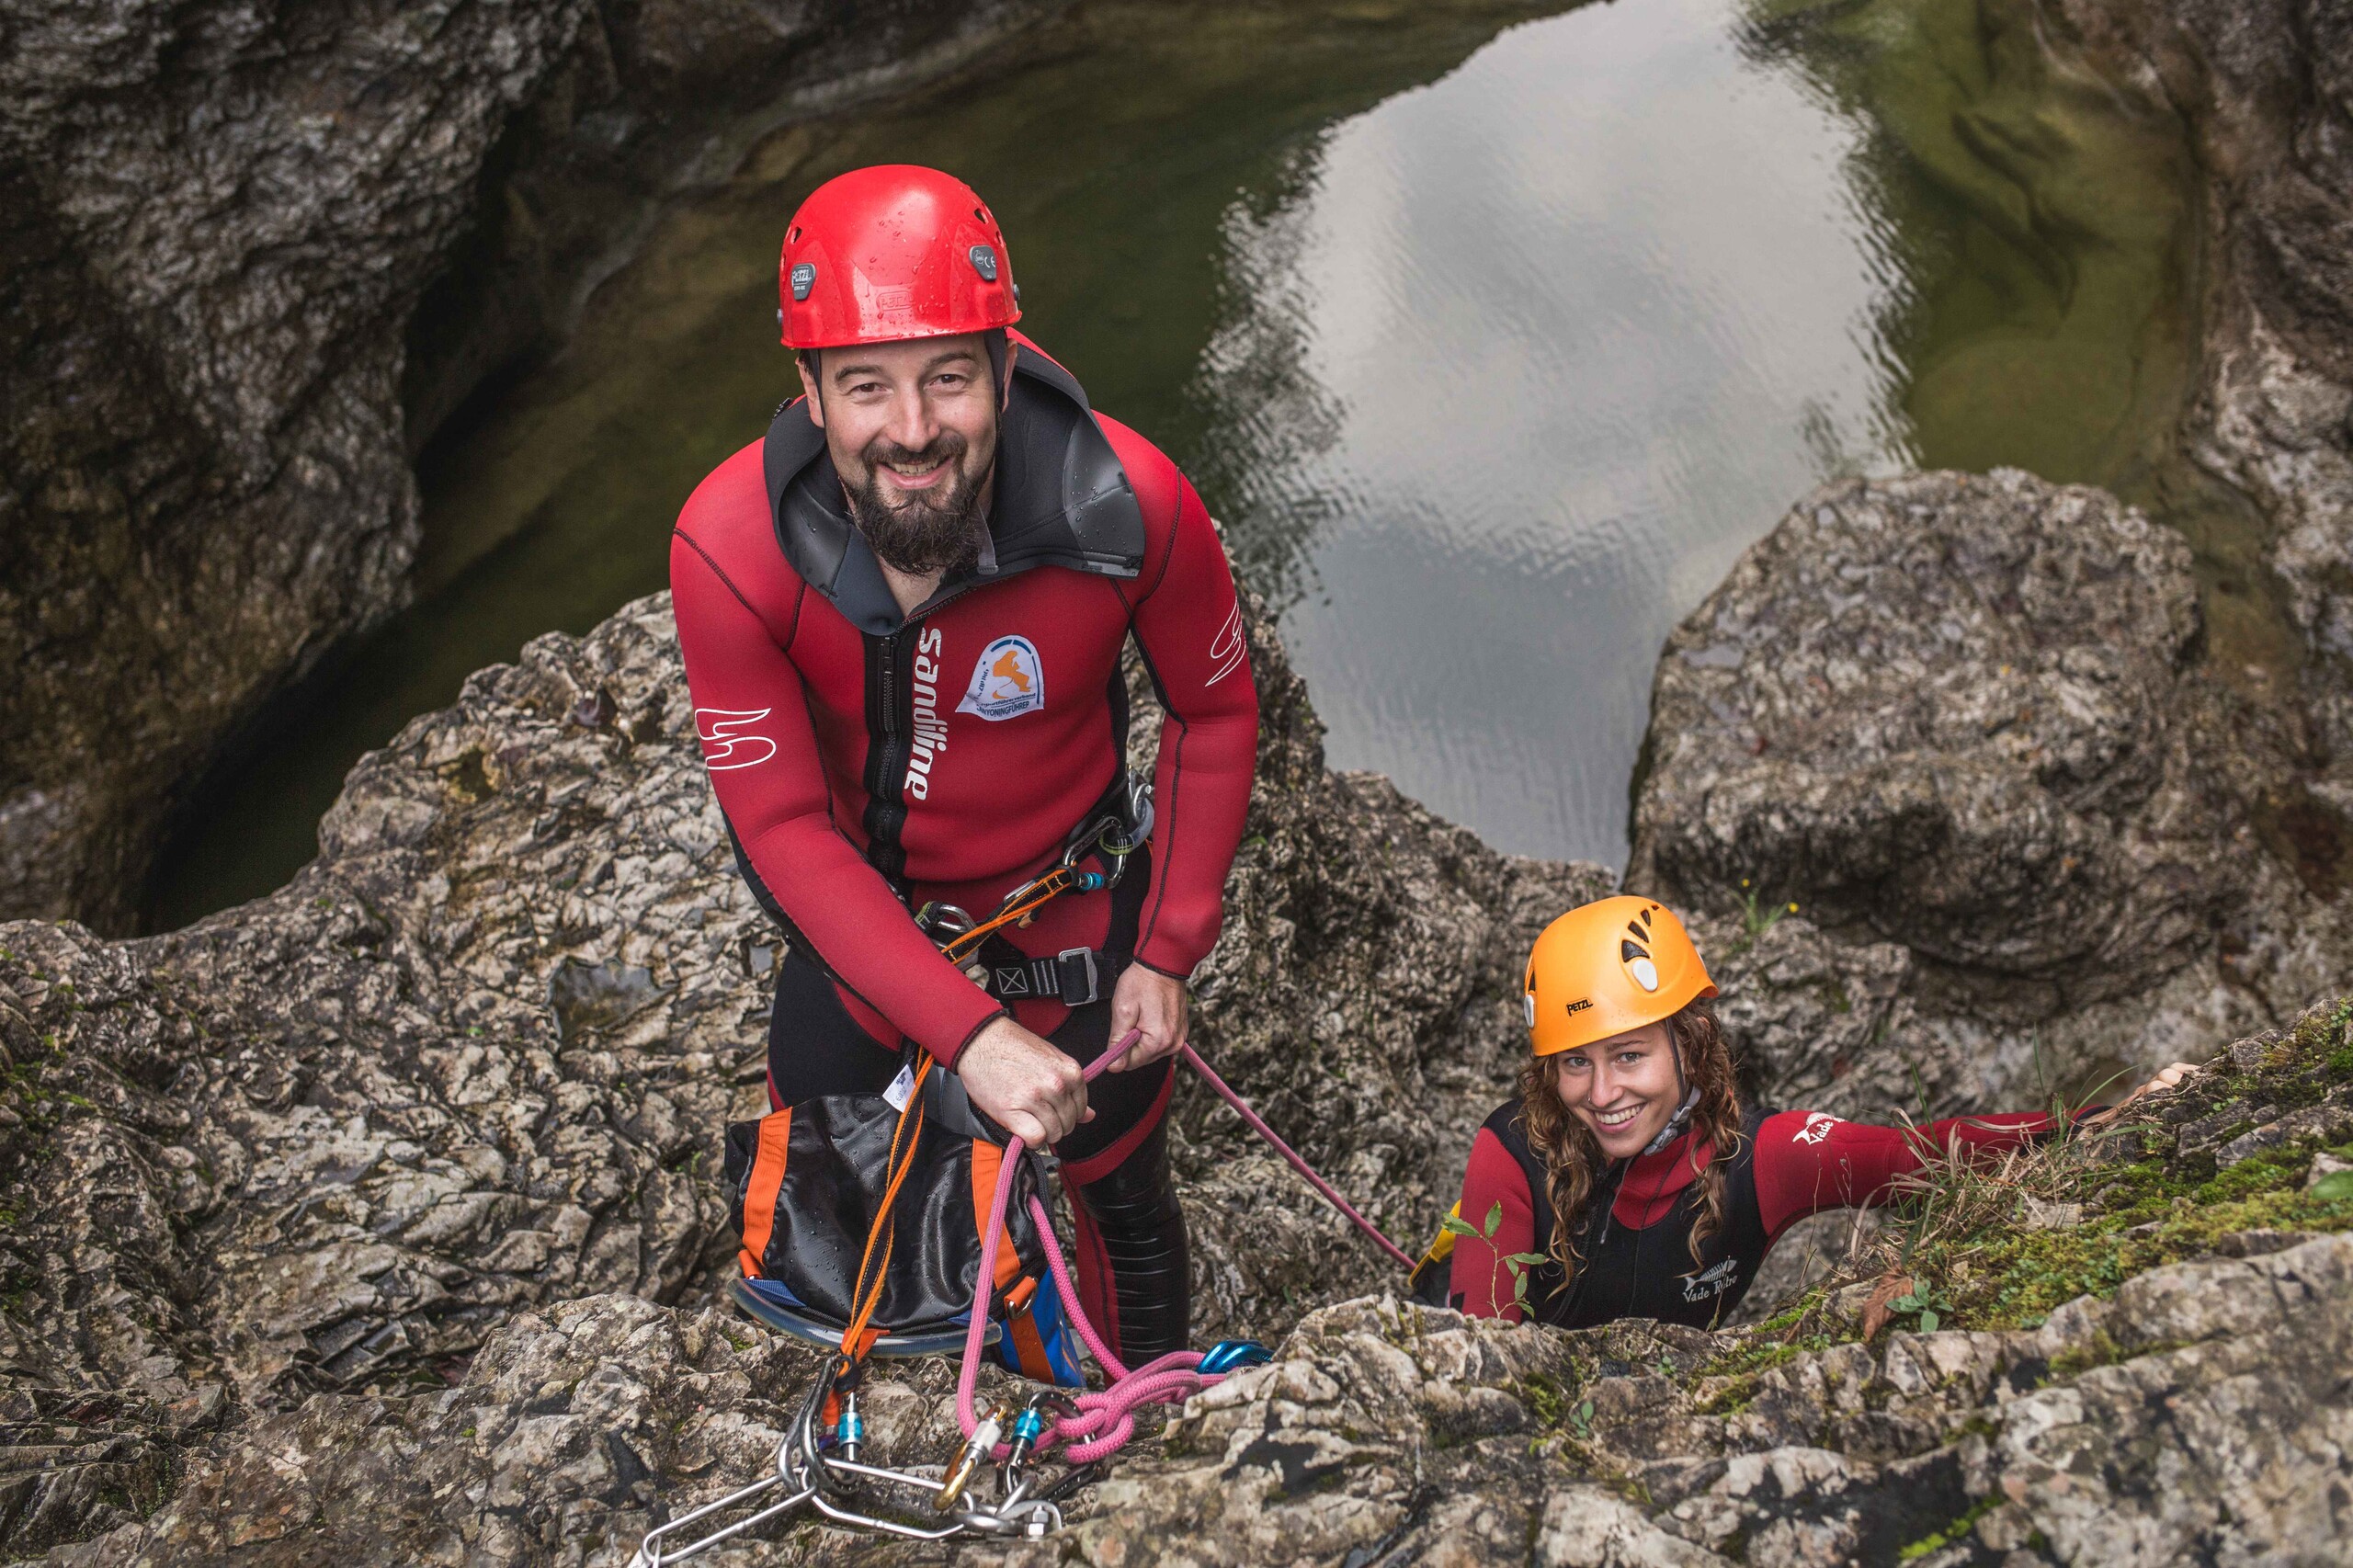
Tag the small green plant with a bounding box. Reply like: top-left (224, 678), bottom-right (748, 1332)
top-left (1737, 879), bottom-right (1798, 938)
top-left (1442, 1201), bottom-right (1549, 1314)
top-left (1898, 1495), bottom-right (1998, 1560)
top-left (1886, 1279), bottom-right (1952, 1334)
top-left (1566, 1397), bottom-right (1595, 1439)
top-left (2310, 1169), bottom-right (2353, 1201)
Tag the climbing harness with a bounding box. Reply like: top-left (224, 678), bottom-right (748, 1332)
top-left (631, 1022), bottom-right (1410, 1563)
top-left (915, 778), bottom-right (1153, 981)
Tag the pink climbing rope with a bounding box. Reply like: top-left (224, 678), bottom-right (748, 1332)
top-left (1175, 1043), bottom-right (1415, 1270)
top-left (954, 1028), bottom-right (1415, 1460)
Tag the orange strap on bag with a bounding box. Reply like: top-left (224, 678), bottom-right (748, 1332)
top-left (736, 1109), bottom-right (795, 1277)
top-left (836, 1054), bottom-right (936, 1363)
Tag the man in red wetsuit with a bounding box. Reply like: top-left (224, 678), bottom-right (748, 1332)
top-left (670, 166), bottom-right (1258, 1360)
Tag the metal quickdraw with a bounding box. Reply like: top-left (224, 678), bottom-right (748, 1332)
top-left (630, 1367), bottom-right (1075, 1565)
top-left (915, 780), bottom-right (1152, 968)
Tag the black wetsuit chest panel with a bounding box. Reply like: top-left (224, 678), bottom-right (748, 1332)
top-left (1484, 1103), bottom-right (1772, 1331)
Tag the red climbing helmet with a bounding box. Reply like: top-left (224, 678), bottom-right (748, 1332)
top-left (779, 165), bottom-right (1022, 351)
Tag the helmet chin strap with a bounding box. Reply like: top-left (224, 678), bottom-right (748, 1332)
top-left (1640, 1087), bottom-right (1702, 1157)
top-left (1638, 1035), bottom-right (1699, 1158)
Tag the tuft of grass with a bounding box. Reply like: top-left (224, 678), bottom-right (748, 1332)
top-left (1736, 879), bottom-right (1799, 941)
top-left (1898, 1495), bottom-right (1999, 1560)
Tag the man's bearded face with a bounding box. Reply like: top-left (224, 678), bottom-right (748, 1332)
top-left (801, 335), bottom-right (1002, 579)
top-left (841, 425), bottom-right (995, 576)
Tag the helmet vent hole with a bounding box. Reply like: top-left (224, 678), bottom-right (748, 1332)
top-left (1620, 939), bottom-right (1647, 963)
top-left (1625, 921), bottom-right (1644, 939)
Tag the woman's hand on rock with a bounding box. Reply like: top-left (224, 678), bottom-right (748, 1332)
top-left (2085, 1061), bottom-right (2202, 1126)
top-left (958, 1017), bottom-right (1090, 1146)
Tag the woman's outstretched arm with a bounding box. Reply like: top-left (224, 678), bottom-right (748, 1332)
top-left (1753, 1063), bottom-right (2199, 1243)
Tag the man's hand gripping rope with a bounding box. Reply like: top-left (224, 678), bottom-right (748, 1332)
top-left (952, 1027), bottom-right (1417, 1468)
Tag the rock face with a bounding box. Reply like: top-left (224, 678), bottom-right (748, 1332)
top-left (1629, 469), bottom-right (2353, 1123)
top-left (0, 0), bottom-right (1056, 933)
top-left (41, 1085), bottom-right (2353, 1566)
top-left (0, 593), bottom-right (1600, 1556)
top-left (7, 566), bottom-right (2347, 1566)
top-left (2051, 0), bottom-right (2353, 757)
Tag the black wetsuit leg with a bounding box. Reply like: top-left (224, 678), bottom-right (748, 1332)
top-left (765, 946), bottom-right (901, 1105)
top-left (1062, 1110), bottom-right (1188, 1362)
top-left (1034, 951), bottom-right (1189, 1364)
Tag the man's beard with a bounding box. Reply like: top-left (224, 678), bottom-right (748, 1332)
top-left (844, 430), bottom-right (993, 576)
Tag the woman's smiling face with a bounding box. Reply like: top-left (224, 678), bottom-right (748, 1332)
top-left (1552, 1019), bottom-right (1681, 1158)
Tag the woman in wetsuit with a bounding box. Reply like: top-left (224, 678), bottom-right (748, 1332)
top-left (1442, 895), bottom-right (2194, 1328)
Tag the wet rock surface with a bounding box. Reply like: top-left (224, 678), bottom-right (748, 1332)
top-left (2053, 0), bottom-right (2353, 755)
top-left (0, 0), bottom-right (1056, 932)
top-left (0, 595), bottom-right (1601, 1557)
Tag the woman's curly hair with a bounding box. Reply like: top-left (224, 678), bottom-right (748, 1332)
top-left (1514, 997), bottom-right (1744, 1292)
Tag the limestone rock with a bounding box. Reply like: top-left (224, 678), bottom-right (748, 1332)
top-left (2052, 0), bottom-right (2353, 757)
top-left (1630, 469), bottom-right (2351, 1114)
top-left (52, 1225), bottom-right (2353, 1565)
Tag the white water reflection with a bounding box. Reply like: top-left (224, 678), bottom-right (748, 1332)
top-left (1204, 0), bottom-right (1909, 867)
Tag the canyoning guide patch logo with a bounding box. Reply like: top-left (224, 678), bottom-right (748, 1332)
top-left (958, 635), bottom-right (1045, 722)
top-left (1792, 1111), bottom-right (1842, 1146)
top-left (1679, 1257), bottom-right (1741, 1303)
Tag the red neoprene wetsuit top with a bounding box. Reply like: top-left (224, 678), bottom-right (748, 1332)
top-left (669, 337), bottom-right (1258, 1066)
top-left (1449, 1105), bottom-right (2063, 1324)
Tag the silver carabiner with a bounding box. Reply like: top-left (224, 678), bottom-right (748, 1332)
top-left (916, 901), bottom-right (976, 940)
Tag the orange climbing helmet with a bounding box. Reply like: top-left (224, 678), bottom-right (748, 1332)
top-left (1523, 895), bottom-right (1715, 1057)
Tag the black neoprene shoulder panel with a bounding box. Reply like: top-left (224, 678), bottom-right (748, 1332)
top-left (762, 352), bottom-right (1149, 633)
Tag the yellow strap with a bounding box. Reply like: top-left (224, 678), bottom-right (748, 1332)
top-left (1414, 1201), bottom-right (1462, 1276)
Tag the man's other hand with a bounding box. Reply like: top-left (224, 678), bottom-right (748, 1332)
top-left (959, 1017), bottom-right (1089, 1145)
top-left (1108, 965), bottom-right (1188, 1072)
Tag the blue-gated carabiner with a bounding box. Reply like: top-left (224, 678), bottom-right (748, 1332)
top-left (1198, 1340), bottom-right (1274, 1376)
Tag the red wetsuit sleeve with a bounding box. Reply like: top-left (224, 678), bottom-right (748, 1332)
top-left (670, 531), bottom-right (1003, 1065)
top-left (1752, 1109), bottom-right (2059, 1245)
top-left (1126, 475), bottom-right (1259, 976)
top-left (1449, 1129), bottom-right (1539, 1324)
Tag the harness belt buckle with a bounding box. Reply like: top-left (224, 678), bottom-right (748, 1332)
top-left (1052, 947), bottom-right (1098, 1006)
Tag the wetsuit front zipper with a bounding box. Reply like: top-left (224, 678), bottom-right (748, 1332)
top-left (858, 580), bottom-right (980, 896)
top-left (861, 621), bottom-right (919, 893)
